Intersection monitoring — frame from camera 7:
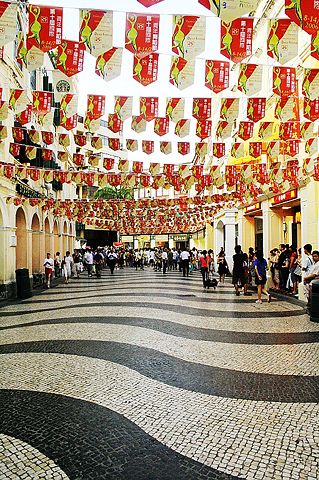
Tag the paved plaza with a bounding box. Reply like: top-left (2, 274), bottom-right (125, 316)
top-left (0, 269), bottom-right (318, 479)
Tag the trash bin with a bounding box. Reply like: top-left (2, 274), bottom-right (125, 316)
top-left (16, 268), bottom-right (33, 299)
top-left (310, 279), bottom-right (319, 323)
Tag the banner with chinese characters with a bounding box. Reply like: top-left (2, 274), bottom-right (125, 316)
top-left (114, 96), bottom-right (133, 121)
top-left (220, 18), bottom-right (253, 63)
top-left (238, 121), bottom-right (254, 140)
top-left (125, 13), bottom-right (160, 57)
top-left (74, 134), bottom-right (87, 147)
top-left (249, 142), bottom-right (262, 159)
top-left (275, 96), bottom-right (299, 122)
top-left (154, 117), bottom-right (169, 136)
top-left (247, 98), bottom-right (266, 122)
top-left (220, 98), bottom-right (239, 122)
top-left (213, 143), bottom-right (225, 158)
top-left (196, 120), bottom-right (212, 139)
top-left (267, 19), bottom-right (298, 64)
top-left (193, 98), bottom-right (211, 120)
top-left (281, 140), bottom-right (299, 157)
top-left (27, 5), bottom-right (62, 52)
top-left (302, 69), bottom-right (319, 100)
top-left (205, 60), bottom-right (229, 93)
top-left (170, 57), bottom-right (195, 90)
top-left (79, 9), bottom-right (113, 57)
top-left (87, 94), bottom-right (106, 120)
top-left (9, 89), bottom-right (29, 114)
top-left (279, 121), bottom-right (300, 140)
top-left (238, 64), bottom-right (263, 96)
top-left (108, 113), bottom-right (122, 133)
top-left (132, 161), bottom-right (143, 174)
top-left (172, 15), bottom-right (205, 59)
top-left (126, 139), bottom-right (138, 152)
top-left (96, 47), bottom-right (123, 81)
top-left (0, 2), bottom-right (17, 47)
top-left (273, 67), bottom-right (297, 96)
top-left (60, 94), bottom-right (78, 130)
top-left (133, 53), bottom-right (158, 85)
top-left (103, 158), bottom-right (115, 170)
top-left (166, 98), bottom-right (185, 122)
top-left (199, 0), bottom-right (259, 22)
top-left (57, 40), bottom-right (85, 77)
top-left (304, 97), bottom-right (319, 121)
top-left (142, 140), bottom-right (154, 154)
top-left (175, 119), bottom-right (190, 138)
top-left (132, 115), bottom-right (147, 133)
top-left (32, 91), bottom-right (52, 115)
top-left (178, 142), bottom-right (190, 155)
top-left (216, 121), bottom-right (232, 139)
top-left (160, 141), bottom-right (172, 154)
top-left (108, 138), bottom-right (120, 151)
top-left (140, 97), bottom-right (159, 121)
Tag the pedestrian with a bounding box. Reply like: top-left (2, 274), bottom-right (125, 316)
top-left (217, 248), bottom-right (228, 283)
top-left (54, 251), bottom-right (61, 278)
top-left (62, 251), bottom-right (73, 284)
top-left (278, 243), bottom-right (289, 291)
top-left (94, 248), bottom-right (104, 278)
top-left (248, 247), bottom-right (256, 286)
top-left (290, 248), bottom-right (302, 296)
top-left (107, 248), bottom-right (118, 275)
top-left (83, 247), bottom-right (94, 277)
top-left (303, 250), bottom-right (319, 309)
top-left (302, 244), bottom-right (314, 277)
top-left (253, 250), bottom-right (271, 304)
top-left (162, 248), bottom-right (168, 274)
top-left (232, 245), bottom-right (246, 296)
top-left (167, 248), bottom-right (173, 271)
top-left (43, 252), bottom-right (54, 288)
top-left (269, 248), bottom-right (280, 291)
top-left (180, 248), bottom-right (190, 277)
top-left (172, 248), bottom-right (178, 270)
top-left (72, 249), bottom-right (82, 279)
top-left (199, 250), bottom-right (209, 290)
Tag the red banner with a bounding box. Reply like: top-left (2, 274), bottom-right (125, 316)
top-left (175, 119), bottom-right (190, 138)
top-left (169, 56), bottom-right (194, 90)
top-left (42, 148), bottom-right (53, 162)
top-left (138, 0), bottom-right (164, 6)
top-left (205, 60), bottom-right (229, 93)
top-left (140, 174), bottom-right (151, 187)
top-left (172, 15), bottom-right (205, 59)
top-left (279, 122), bottom-right (300, 140)
top-left (178, 142), bottom-right (190, 155)
top-left (304, 98), bottom-right (319, 121)
top-left (238, 64), bottom-right (261, 95)
top-left (108, 138), bottom-right (120, 151)
top-left (131, 114), bottom-right (147, 133)
top-left (212, 143), bottom-right (225, 158)
top-left (16, 105), bottom-right (32, 125)
top-left (142, 140), bottom-right (154, 154)
top-left (249, 142), bottom-right (262, 158)
top-left (238, 121), bottom-right (254, 140)
top-left (12, 127), bottom-right (24, 143)
top-left (267, 19), bottom-right (296, 63)
top-left (79, 10), bottom-right (113, 57)
top-left (140, 97), bottom-right (159, 121)
top-left (166, 98), bottom-right (185, 122)
top-left (32, 91), bottom-right (52, 114)
top-left (133, 161), bottom-right (143, 174)
top-left (247, 98), bottom-right (266, 122)
top-left (104, 158), bottom-right (115, 170)
top-left (302, 69), bottom-right (319, 100)
top-left (57, 40), bottom-right (85, 77)
top-left (285, 0), bottom-right (319, 36)
top-left (108, 113), bottom-right (122, 133)
top-left (193, 98), bottom-right (211, 120)
top-left (27, 5), bottom-right (63, 52)
top-left (273, 67), bottom-right (297, 96)
top-left (220, 18), bottom-right (253, 63)
top-left (196, 120), bottom-right (212, 139)
top-left (73, 153), bottom-right (85, 167)
top-left (154, 117), bottom-right (169, 136)
top-left (86, 94), bottom-right (105, 120)
top-left (62, 114), bottom-right (77, 131)
top-left (275, 96), bottom-right (299, 122)
top-left (9, 143), bottom-right (21, 158)
top-left (125, 13), bottom-right (160, 57)
top-left (281, 140), bottom-right (299, 157)
top-left (74, 135), bottom-right (87, 147)
top-left (133, 52), bottom-right (158, 85)
top-left (42, 131), bottom-right (54, 145)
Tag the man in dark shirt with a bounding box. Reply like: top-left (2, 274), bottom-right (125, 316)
top-left (278, 243), bottom-right (289, 291)
top-left (232, 245), bottom-right (245, 296)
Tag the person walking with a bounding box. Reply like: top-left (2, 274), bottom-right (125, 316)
top-left (181, 248), bottom-right (190, 277)
top-left (54, 252), bottom-right (61, 278)
top-left (303, 250), bottom-right (319, 310)
top-left (199, 250), bottom-right (209, 290)
top-left (94, 248), bottom-right (104, 278)
top-left (232, 245), bottom-right (246, 296)
top-left (83, 248), bottom-right (94, 277)
top-left (253, 250), bottom-right (271, 304)
top-left (107, 248), bottom-right (118, 275)
top-left (62, 251), bottom-right (73, 284)
top-left (162, 248), bottom-right (168, 274)
top-left (72, 249), bottom-right (82, 279)
top-left (43, 253), bottom-right (54, 288)
top-left (278, 244), bottom-right (289, 291)
top-left (217, 248), bottom-right (228, 283)
top-left (172, 248), bottom-right (178, 270)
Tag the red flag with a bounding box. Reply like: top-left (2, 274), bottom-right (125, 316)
top-left (247, 98), bottom-right (266, 122)
top-left (74, 135), bottom-right (87, 147)
top-left (196, 120), bottom-right (212, 139)
top-left (249, 142), bottom-right (262, 158)
top-left (142, 140), bottom-right (154, 154)
top-left (57, 40), bottom-right (85, 77)
top-left (178, 142), bottom-right (190, 155)
top-left (285, 0), bottom-right (319, 36)
top-left (125, 13), bottom-right (160, 57)
top-left (238, 121), bottom-right (254, 141)
top-left (27, 5), bottom-right (63, 52)
top-left (205, 60), bottom-right (229, 93)
top-left (304, 98), bottom-right (319, 121)
top-left (133, 161), bottom-right (143, 174)
top-left (9, 143), bottom-right (21, 158)
top-left (108, 113), bottom-right (122, 133)
top-left (42, 131), bottom-right (54, 145)
top-left (140, 97), bottom-right (159, 121)
top-left (193, 98), bottom-right (211, 120)
top-left (87, 94), bottom-right (106, 120)
top-left (279, 122), bottom-right (300, 140)
top-left (133, 53), bottom-right (158, 85)
top-left (220, 18), bottom-right (253, 63)
top-left (73, 153), bottom-right (85, 167)
top-left (273, 67), bottom-right (297, 96)
top-left (103, 158), bottom-right (115, 170)
top-left (108, 138), bottom-right (120, 151)
top-left (154, 117), bottom-right (169, 136)
top-left (16, 105), bottom-right (32, 125)
top-left (42, 148), bottom-right (53, 162)
top-left (32, 91), bottom-right (52, 114)
top-left (137, 0), bottom-right (164, 6)
top-left (12, 127), bottom-right (24, 142)
top-left (212, 143), bottom-right (225, 158)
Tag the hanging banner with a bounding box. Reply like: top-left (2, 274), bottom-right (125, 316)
top-left (126, 139), bottom-right (138, 152)
top-left (172, 15), bottom-right (205, 59)
top-left (25, 146), bottom-right (37, 161)
top-left (258, 122), bottom-right (276, 140)
top-left (220, 98), bottom-right (239, 122)
top-left (166, 98), bottom-right (185, 122)
top-left (28, 129), bottom-right (40, 144)
top-left (285, 0), bottom-right (319, 36)
top-left (103, 158), bottom-right (115, 170)
top-left (9, 89), bottom-right (29, 114)
top-left (96, 47), bottom-right (123, 81)
top-left (247, 98), bottom-right (266, 122)
top-left (16, 31), bottom-right (27, 68)
top-left (108, 138), bottom-right (120, 151)
top-left (213, 143), bottom-right (225, 158)
top-left (42, 148), bottom-right (53, 162)
top-left (216, 121), bottom-right (232, 139)
top-left (142, 140), bottom-right (154, 154)
top-left (267, 19), bottom-right (298, 64)
top-left (238, 64), bottom-right (263, 96)
top-left (74, 134), bottom-right (87, 147)
top-left (138, 0), bottom-right (164, 6)
top-left (304, 97), bottom-right (319, 121)
top-left (178, 142), bottom-right (190, 155)
top-left (132, 161), bottom-right (143, 174)
top-left (199, 0), bottom-right (259, 22)
top-left (60, 93), bottom-right (78, 118)
top-left (57, 151), bottom-right (69, 163)
top-left (0, 100), bottom-right (8, 121)
top-left (154, 117), bottom-right (170, 136)
top-left (205, 60), bottom-right (230, 93)
top-left (114, 96), bottom-right (133, 121)
top-left (0, 2), bottom-right (17, 46)
top-left (16, 105), bottom-right (32, 126)
top-left (9, 143), bottom-right (21, 158)
top-left (52, 71), bottom-right (75, 102)
top-left (42, 132), bottom-right (54, 145)
top-left (79, 9), bottom-right (113, 57)
top-left (301, 122), bottom-right (315, 140)
top-left (12, 127), bottom-right (24, 143)
top-left (273, 67), bottom-right (297, 96)
top-left (175, 119), bottom-right (190, 138)
top-left (27, 5), bottom-right (63, 52)
top-left (125, 13), bottom-right (160, 57)
top-left (249, 142), bottom-right (262, 158)
top-left (32, 91), bottom-right (52, 115)
top-left (196, 120), bottom-right (212, 139)
top-left (275, 96), bottom-right (299, 122)
top-left (311, 32), bottom-right (319, 61)
top-left (231, 142), bottom-right (245, 159)
top-left (131, 114), bottom-right (147, 133)
top-left (170, 57), bottom-right (195, 90)
top-left (279, 121), bottom-right (300, 140)
top-left (238, 121), bottom-right (254, 140)
top-left (37, 110), bottom-right (54, 129)
top-left (160, 141), bottom-right (172, 154)
top-left (26, 45), bottom-right (44, 72)
top-left (108, 113), bottom-right (123, 133)
top-left (305, 138), bottom-right (318, 157)
top-left (118, 160), bottom-right (129, 172)
top-left (73, 153), bottom-right (85, 167)
top-left (193, 98), bottom-right (211, 120)
top-left (140, 97), bottom-right (159, 121)
top-left (302, 69), bottom-right (319, 100)
top-left (133, 52), bottom-right (159, 85)
top-left (281, 140), bottom-right (299, 157)
top-left (195, 142), bottom-right (208, 158)
top-left (220, 18), bottom-right (253, 64)
top-left (87, 94), bottom-right (106, 120)
top-left (56, 40), bottom-right (85, 77)
top-left (150, 162), bottom-right (160, 175)
top-left (59, 133), bottom-right (70, 147)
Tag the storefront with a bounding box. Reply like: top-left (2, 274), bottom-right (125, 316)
top-left (270, 189), bottom-right (301, 248)
top-left (244, 202), bottom-right (263, 252)
top-left (172, 234), bottom-right (189, 250)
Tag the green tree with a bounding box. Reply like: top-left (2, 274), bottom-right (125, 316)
top-left (94, 186), bottom-right (133, 200)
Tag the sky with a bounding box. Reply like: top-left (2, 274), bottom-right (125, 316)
top-left (33, 0), bottom-right (227, 164)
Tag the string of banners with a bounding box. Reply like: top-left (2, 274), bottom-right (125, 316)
top-left (1, 2), bottom-right (319, 87)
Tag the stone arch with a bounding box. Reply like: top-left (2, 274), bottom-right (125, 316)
top-left (31, 213), bottom-right (41, 273)
top-left (216, 219), bottom-right (225, 253)
top-left (16, 208), bottom-right (28, 269)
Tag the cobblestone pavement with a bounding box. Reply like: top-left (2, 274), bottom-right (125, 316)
top-left (0, 269), bottom-right (318, 479)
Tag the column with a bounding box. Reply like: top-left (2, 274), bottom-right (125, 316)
top-left (262, 200), bottom-right (283, 257)
top-left (223, 209), bottom-right (237, 268)
top-left (238, 209), bottom-right (255, 252)
top-left (300, 180), bottom-right (319, 248)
